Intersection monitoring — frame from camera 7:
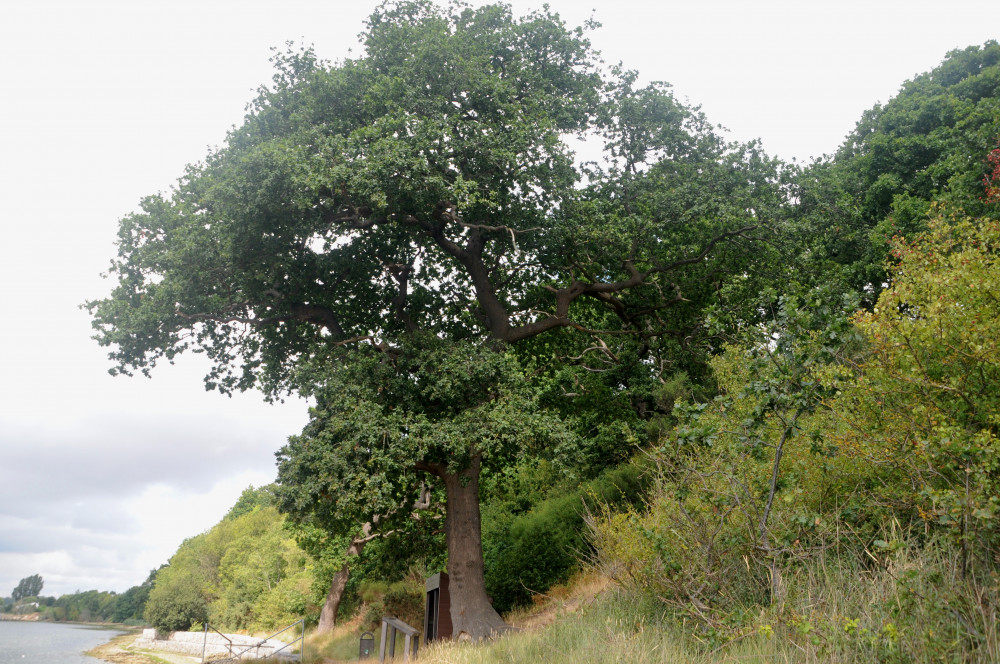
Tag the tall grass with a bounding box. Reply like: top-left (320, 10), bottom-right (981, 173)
top-left (296, 536), bottom-right (997, 663)
top-left (415, 543), bottom-right (999, 664)
top-left (301, 616), bottom-right (421, 663)
top-left (416, 587), bottom-right (787, 664)
top-left (772, 544), bottom-right (1000, 663)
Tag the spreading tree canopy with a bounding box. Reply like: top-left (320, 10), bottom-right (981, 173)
top-left (88, 0), bottom-right (786, 637)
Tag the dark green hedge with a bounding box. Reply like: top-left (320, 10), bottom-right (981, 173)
top-left (483, 461), bottom-right (649, 613)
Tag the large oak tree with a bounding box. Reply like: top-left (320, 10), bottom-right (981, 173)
top-left (89, 1), bottom-right (785, 638)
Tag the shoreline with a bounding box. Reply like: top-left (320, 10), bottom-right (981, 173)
top-left (0, 612), bottom-right (41, 621)
top-left (87, 632), bottom-right (200, 664)
top-left (0, 613), bottom-right (142, 630)
top-left (87, 633), bottom-right (162, 664)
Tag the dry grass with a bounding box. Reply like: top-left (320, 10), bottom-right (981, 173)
top-left (301, 610), bottom-right (390, 663)
top-left (506, 572), bottom-right (610, 630)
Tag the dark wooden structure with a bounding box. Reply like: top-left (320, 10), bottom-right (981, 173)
top-left (423, 572), bottom-right (453, 642)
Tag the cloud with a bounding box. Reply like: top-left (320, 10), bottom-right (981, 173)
top-left (0, 358), bottom-right (306, 596)
top-left (0, 467), bottom-right (285, 595)
top-left (0, 381), bottom-right (306, 502)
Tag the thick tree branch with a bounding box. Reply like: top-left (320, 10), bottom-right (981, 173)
top-left (503, 224), bottom-right (758, 343)
top-left (416, 203), bottom-right (515, 340)
top-left (387, 263), bottom-right (419, 334)
top-left (415, 460), bottom-right (448, 477)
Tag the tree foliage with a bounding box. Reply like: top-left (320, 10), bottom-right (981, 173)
top-left (88, 0), bottom-right (785, 638)
top-left (482, 460), bottom-right (649, 612)
top-left (55, 589), bottom-right (121, 623)
top-left (110, 569), bottom-right (158, 624)
top-left (86, 2), bottom-right (603, 394)
top-left (589, 287), bottom-right (864, 616)
top-left (796, 41), bottom-right (1000, 301)
top-left (277, 337), bottom-right (572, 535)
top-left (11, 574), bottom-right (43, 602)
top-left (144, 487), bottom-right (310, 633)
top-left (87, 2), bottom-right (782, 386)
top-left (831, 212), bottom-right (1000, 569)
top-left (589, 198), bottom-right (1000, 658)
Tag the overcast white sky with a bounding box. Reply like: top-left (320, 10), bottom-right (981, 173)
top-left (0, 0), bottom-right (996, 599)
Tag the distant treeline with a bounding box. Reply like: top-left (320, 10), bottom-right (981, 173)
top-left (1, 572), bottom-right (155, 625)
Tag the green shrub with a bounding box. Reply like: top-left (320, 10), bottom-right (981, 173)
top-left (356, 575), bottom-right (424, 631)
top-left (144, 570), bottom-right (208, 632)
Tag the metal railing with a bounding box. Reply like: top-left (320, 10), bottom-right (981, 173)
top-left (379, 616), bottom-right (419, 661)
top-left (201, 619), bottom-right (304, 662)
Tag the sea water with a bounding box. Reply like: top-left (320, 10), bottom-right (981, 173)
top-left (0, 621), bottom-right (124, 663)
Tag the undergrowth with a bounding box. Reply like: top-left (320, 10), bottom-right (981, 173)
top-left (415, 544), bottom-right (998, 664)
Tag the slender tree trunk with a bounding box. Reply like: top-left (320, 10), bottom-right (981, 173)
top-left (441, 454), bottom-right (509, 639)
top-left (317, 562), bottom-right (351, 634)
top-left (759, 415), bottom-right (799, 607)
top-left (316, 530), bottom-right (369, 634)
top-left (316, 488), bottom-right (433, 634)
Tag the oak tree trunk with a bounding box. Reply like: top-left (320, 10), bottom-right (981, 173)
top-left (441, 455), bottom-right (509, 639)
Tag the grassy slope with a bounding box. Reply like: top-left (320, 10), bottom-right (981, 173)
top-left (304, 574), bottom-right (789, 664)
top-left (305, 547), bottom-right (1000, 664)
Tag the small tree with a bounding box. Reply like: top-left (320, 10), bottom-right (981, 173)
top-left (144, 572), bottom-right (209, 633)
top-left (588, 287), bottom-right (863, 620)
top-left (837, 212), bottom-right (1000, 573)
